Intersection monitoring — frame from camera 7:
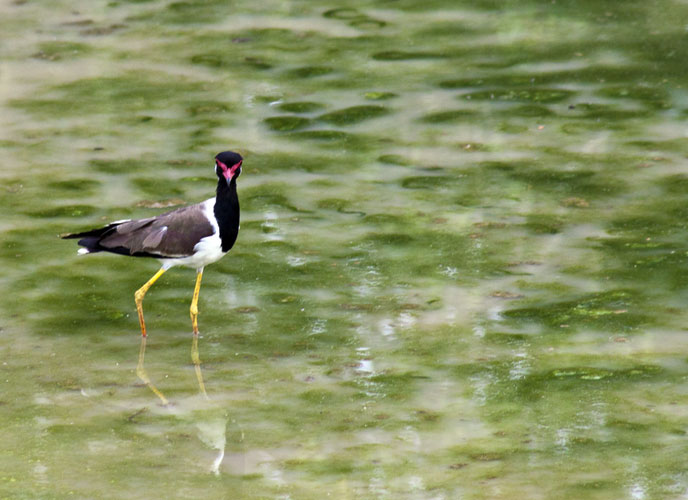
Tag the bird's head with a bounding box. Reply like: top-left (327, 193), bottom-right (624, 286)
top-left (215, 151), bottom-right (243, 186)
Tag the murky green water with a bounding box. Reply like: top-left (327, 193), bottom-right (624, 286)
top-left (3, 0), bottom-right (688, 498)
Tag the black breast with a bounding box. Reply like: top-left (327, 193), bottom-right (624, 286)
top-left (214, 179), bottom-right (240, 253)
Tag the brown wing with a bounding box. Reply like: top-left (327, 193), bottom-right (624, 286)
top-left (99, 204), bottom-right (215, 257)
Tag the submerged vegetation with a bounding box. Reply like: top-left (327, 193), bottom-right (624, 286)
top-left (2, 0), bottom-right (688, 498)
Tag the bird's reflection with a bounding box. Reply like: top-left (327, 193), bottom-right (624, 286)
top-left (135, 332), bottom-right (230, 475)
top-left (136, 335), bottom-right (169, 406)
top-left (195, 416), bottom-right (229, 475)
top-left (136, 331), bottom-right (209, 405)
top-left (191, 332), bottom-right (209, 399)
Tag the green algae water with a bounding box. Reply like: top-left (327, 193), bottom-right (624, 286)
top-left (3, 0), bottom-right (688, 498)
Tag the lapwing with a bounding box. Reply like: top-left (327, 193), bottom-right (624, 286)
top-left (63, 151), bottom-right (243, 403)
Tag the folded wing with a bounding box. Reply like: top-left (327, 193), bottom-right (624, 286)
top-left (62, 204), bottom-right (215, 259)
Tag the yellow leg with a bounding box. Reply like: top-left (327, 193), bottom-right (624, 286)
top-left (134, 267), bottom-right (168, 404)
top-left (137, 335), bottom-right (169, 406)
top-left (190, 269), bottom-right (208, 399)
top-left (190, 269), bottom-right (203, 335)
top-left (135, 267), bottom-right (167, 337)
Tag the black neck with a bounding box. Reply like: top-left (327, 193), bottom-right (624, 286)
top-left (214, 178), bottom-right (240, 252)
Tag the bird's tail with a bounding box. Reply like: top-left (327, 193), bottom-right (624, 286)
top-left (61, 224), bottom-right (119, 254)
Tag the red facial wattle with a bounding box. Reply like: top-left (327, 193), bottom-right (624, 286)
top-left (217, 160), bottom-right (242, 183)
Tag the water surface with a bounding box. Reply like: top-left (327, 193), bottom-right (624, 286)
top-left (2, 1), bottom-right (688, 498)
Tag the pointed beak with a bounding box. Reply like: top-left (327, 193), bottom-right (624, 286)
top-left (224, 161), bottom-right (242, 185)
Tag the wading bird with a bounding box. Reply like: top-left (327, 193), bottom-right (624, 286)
top-left (62, 151), bottom-right (243, 404)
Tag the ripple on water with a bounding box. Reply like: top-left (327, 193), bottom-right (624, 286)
top-left (275, 101), bottom-right (325, 113)
top-left (460, 88), bottom-right (576, 104)
top-left (5, 1), bottom-right (688, 498)
top-left (318, 105), bottom-right (389, 125)
top-left (263, 115), bottom-right (312, 132)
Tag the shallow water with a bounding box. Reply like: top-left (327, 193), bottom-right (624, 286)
top-left (3, 0), bottom-right (688, 498)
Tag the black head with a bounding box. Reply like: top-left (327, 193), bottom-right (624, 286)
top-left (215, 151), bottom-right (243, 185)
